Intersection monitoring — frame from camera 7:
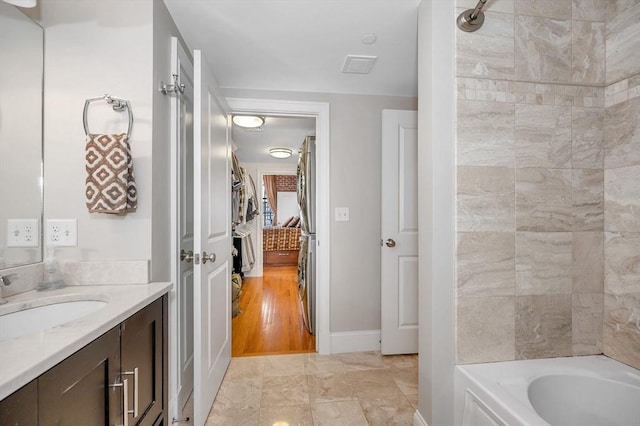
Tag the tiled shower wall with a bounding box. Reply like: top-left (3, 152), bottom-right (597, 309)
top-left (454, 0), bottom-right (640, 368)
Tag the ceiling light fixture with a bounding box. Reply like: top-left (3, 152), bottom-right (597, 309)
top-left (232, 115), bottom-right (265, 129)
top-left (269, 148), bottom-right (293, 159)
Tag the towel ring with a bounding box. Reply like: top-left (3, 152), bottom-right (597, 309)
top-left (83, 94), bottom-right (133, 138)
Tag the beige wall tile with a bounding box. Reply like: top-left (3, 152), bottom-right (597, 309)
top-left (573, 169), bottom-right (604, 231)
top-left (457, 100), bottom-right (515, 166)
top-left (457, 296), bottom-right (516, 363)
top-left (572, 107), bottom-right (604, 169)
top-left (456, 10), bottom-right (515, 79)
top-left (572, 21), bottom-right (605, 84)
top-left (516, 232), bottom-right (573, 295)
top-left (457, 0), bottom-right (515, 14)
top-left (604, 98), bottom-right (640, 169)
top-left (603, 293), bottom-right (640, 369)
top-left (604, 232), bottom-right (640, 294)
top-left (516, 0), bottom-right (571, 19)
top-left (515, 104), bottom-right (572, 168)
top-left (605, 4), bottom-right (640, 82)
top-left (572, 293), bottom-right (603, 355)
top-left (516, 294), bottom-right (573, 359)
top-left (515, 16), bottom-right (572, 83)
top-left (606, 0), bottom-right (640, 21)
top-left (604, 165), bottom-right (640, 232)
top-left (457, 166), bottom-right (515, 232)
top-left (573, 231), bottom-right (604, 293)
top-left (457, 232), bottom-right (515, 297)
top-left (572, 0), bottom-right (606, 21)
top-left (516, 168), bottom-right (573, 231)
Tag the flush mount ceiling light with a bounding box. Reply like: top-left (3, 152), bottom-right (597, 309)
top-left (232, 115), bottom-right (265, 129)
top-left (269, 148), bottom-right (293, 159)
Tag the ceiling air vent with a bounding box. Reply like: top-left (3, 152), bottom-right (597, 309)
top-left (341, 55), bottom-right (378, 74)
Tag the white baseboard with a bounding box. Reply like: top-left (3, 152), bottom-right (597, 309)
top-left (330, 330), bottom-right (381, 353)
top-left (414, 409), bottom-right (429, 426)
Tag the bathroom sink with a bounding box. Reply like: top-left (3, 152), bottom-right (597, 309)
top-left (0, 300), bottom-right (108, 341)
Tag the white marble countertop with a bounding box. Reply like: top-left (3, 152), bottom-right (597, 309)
top-left (0, 282), bottom-right (172, 400)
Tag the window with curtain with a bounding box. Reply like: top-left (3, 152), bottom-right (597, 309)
top-left (263, 175), bottom-right (278, 225)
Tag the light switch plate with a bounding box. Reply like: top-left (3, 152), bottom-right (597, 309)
top-left (335, 207), bottom-right (350, 222)
top-left (7, 219), bottom-right (40, 247)
top-left (46, 219), bottom-right (77, 247)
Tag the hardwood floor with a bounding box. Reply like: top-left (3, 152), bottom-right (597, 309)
top-left (232, 265), bottom-right (315, 357)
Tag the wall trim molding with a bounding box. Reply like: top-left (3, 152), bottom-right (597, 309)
top-left (330, 330), bottom-right (381, 354)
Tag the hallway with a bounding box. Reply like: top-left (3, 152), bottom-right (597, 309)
top-left (232, 266), bottom-right (315, 357)
top-left (205, 351), bottom-right (418, 425)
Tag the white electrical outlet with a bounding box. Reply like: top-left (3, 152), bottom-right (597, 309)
top-left (7, 219), bottom-right (40, 247)
top-left (46, 219), bottom-right (77, 247)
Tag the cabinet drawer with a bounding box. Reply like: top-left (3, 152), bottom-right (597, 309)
top-left (264, 250), bottom-right (299, 266)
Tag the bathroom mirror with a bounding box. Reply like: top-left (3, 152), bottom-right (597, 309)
top-left (0, 2), bottom-right (44, 269)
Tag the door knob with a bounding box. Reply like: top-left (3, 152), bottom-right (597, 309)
top-left (385, 239), bottom-right (396, 248)
top-left (202, 251), bottom-right (216, 264)
top-left (180, 249), bottom-right (194, 263)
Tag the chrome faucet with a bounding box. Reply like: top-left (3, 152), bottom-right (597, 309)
top-left (0, 273), bottom-right (17, 305)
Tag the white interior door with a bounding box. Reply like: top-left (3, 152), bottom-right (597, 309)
top-left (174, 38), bottom-right (195, 415)
top-left (381, 109), bottom-right (419, 355)
top-left (193, 49), bottom-right (231, 425)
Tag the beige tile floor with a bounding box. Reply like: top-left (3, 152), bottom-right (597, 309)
top-left (192, 351), bottom-right (418, 426)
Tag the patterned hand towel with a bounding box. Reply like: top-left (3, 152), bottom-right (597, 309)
top-left (85, 133), bottom-right (137, 214)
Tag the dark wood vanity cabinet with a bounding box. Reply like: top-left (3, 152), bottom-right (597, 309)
top-left (39, 327), bottom-right (122, 426)
top-left (121, 297), bottom-right (165, 426)
top-left (0, 379), bottom-right (38, 425)
top-left (0, 295), bottom-right (167, 426)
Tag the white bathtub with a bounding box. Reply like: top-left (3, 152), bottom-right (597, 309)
top-left (454, 356), bottom-right (640, 426)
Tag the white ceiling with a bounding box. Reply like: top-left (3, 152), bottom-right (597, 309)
top-left (163, 0), bottom-right (420, 163)
top-left (163, 0), bottom-right (420, 97)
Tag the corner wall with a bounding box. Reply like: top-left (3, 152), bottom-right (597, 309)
top-left (602, 2), bottom-right (640, 370)
top-left (42, 0), bottom-right (154, 263)
top-left (40, 0), bottom-right (180, 282)
top-left (454, 0), bottom-right (640, 369)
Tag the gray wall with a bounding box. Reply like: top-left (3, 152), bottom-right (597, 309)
top-left (39, 0), bottom-right (181, 282)
top-left (224, 88), bottom-right (417, 334)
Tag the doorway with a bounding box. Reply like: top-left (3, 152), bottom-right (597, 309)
top-left (227, 98), bottom-right (330, 355)
top-left (230, 119), bottom-right (315, 356)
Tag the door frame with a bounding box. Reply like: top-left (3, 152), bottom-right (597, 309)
top-left (226, 98), bottom-right (330, 355)
top-left (168, 37), bottom-right (194, 421)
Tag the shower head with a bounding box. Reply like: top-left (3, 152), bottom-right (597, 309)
top-left (457, 0), bottom-right (488, 33)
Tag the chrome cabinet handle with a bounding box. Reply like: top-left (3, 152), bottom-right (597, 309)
top-left (180, 249), bottom-right (194, 263)
top-left (122, 367), bottom-right (139, 418)
top-left (202, 251), bottom-right (216, 264)
top-left (123, 378), bottom-right (129, 426)
top-left (110, 378), bottom-right (130, 426)
top-left (385, 239), bottom-right (396, 248)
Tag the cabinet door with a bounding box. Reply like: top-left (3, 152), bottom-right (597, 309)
top-left (0, 380), bottom-right (37, 425)
top-left (121, 297), bottom-right (164, 426)
top-left (39, 327), bottom-right (121, 426)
